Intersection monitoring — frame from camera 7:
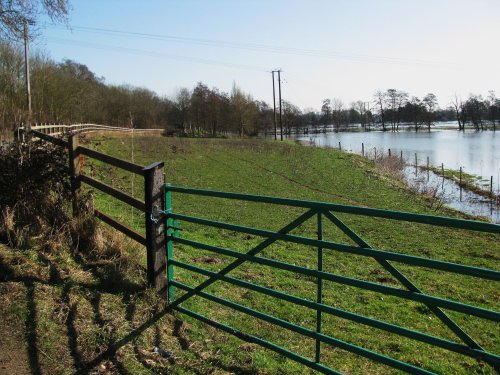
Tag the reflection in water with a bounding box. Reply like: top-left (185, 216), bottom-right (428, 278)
top-left (291, 129), bottom-right (499, 193)
top-left (404, 167), bottom-right (499, 223)
top-left (285, 129), bottom-right (499, 222)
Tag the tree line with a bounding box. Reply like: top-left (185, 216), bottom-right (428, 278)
top-left (316, 89), bottom-right (499, 133)
top-left (0, 42), bottom-right (277, 136)
top-left (1, 41), bottom-right (499, 137)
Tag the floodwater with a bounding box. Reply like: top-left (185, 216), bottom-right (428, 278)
top-left (404, 166), bottom-right (500, 223)
top-left (287, 128), bottom-right (500, 222)
top-left (292, 128), bottom-right (499, 190)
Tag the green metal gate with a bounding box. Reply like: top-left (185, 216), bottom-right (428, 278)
top-left (161, 184), bottom-right (499, 374)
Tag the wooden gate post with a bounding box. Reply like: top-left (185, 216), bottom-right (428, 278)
top-left (143, 161), bottom-right (166, 291)
top-left (68, 134), bottom-right (81, 217)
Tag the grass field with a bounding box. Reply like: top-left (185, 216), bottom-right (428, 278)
top-left (1, 133), bottom-right (498, 374)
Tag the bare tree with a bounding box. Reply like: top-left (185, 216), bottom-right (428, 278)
top-left (320, 98), bottom-right (332, 129)
top-left (331, 98), bottom-right (344, 131)
top-left (0, 0), bottom-right (69, 39)
top-left (463, 94), bottom-right (486, 130)
top-left (422, 93), bottom-right (437, 131)
top-left (373, 91), bottom-right (387, 131)
top-left (395, 90), bottom-right (408, 130)
top-left (487, 90), bottom-right (498, 131)
top-left (386, 89), bottom-right (398, 131)
top-left (451, 94), bottom-right (465, 131)
top-left (353, 100), bottom-right (367, 129)
top-left (403, 96), bottom-right (426, 132)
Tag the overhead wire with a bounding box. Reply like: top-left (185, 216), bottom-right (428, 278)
top-left (47, 24), bottom-right (470, 69)
top-left (43, 36), bottom-right (268, 72)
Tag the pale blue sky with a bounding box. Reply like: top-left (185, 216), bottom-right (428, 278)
top-left (37, 0), bottom-right (500, 111)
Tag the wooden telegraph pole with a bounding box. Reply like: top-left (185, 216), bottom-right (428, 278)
top-left (23, 19), bottom-right (32, 132)
top-left (271, 71), bottom-right (277, 140)
top-left (277, 69), bottom-right (283, 141)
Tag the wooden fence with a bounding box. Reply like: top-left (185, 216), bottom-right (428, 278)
top-left (16, 123), bottom-right (161, 138)
top-left (21, 129), bottom-right (167, 291)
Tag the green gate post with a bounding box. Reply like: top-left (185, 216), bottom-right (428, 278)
top-left (166, 183), bottom-right (175, 302)
top-left (316, 211), bottom-right (323, 363)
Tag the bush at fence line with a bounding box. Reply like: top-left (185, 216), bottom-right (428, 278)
top-left (0, 140), bottom-right (93, 252)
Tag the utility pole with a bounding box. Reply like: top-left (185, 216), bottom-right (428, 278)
top-left (365, 102), bottom-right (370, 129)
top-left (277, 69), bottom-right (283, 141)
top-left (271, 71), bottom-right (277, 140)
top-left (24, 19), bottom-right (32, 132)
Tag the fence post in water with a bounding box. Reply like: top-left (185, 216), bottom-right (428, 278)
top-left (441, 163), bottom-right (445, 187)
top-left (68, 134), bottom-right (81, 217)
top-left (491, 176), bottom-right (493, 197)
top-left (459, 167), bottom-right (463, 201)
top-left (361, 143), bottom-right (364, 156)
top-left (415, 153), bottom-right (418, 175)
top-left (143, 161), bottom-right (167, 292)
top-left (388, 148), bottom-right (391, 157)
top-left (338, 141), bottom-right (341, 151)
top-left (427, 156), bottom-right (430, 181)
top-left (400, 150), bottom-right (403, 162)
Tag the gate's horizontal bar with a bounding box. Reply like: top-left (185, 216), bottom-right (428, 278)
top-left (165, 185), bottom-right (500, 233)
top-left (79, 174), bottom-right (146, 211)
top-left (169, 213), bottom-right (500, 281)
top-left (165, 210), bottom-right (317, 315)
top-left (174, 306), bottom-right (342, 375)
top-left (172, 280), bottom-right (435, 375)
top-left (172, 236), bottom-right (500, 322)
top-left (170, 259), bottom-right (500, 366)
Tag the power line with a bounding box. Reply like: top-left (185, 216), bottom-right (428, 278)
top-left (44, 36), bottom-right (268, 72)
top-left (47, 24), bottom-right (469, 69)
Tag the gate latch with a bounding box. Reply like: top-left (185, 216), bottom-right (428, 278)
top-left (150, 205), bottom-right (167, 224)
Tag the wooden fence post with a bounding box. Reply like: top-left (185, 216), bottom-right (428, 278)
top-left (143, 161), bottom-right (166, 291)
top-left (68, 134), bottom-right (81, 217)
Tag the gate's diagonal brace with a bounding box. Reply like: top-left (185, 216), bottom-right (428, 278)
top-left (323, 211), bottom-right (484, 352)
top-left (166, 209), bottom-right (317, 310)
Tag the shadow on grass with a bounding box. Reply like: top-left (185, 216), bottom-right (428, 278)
top-left (1, 248), bottom-right (259, 375)
top-left (0, 250), bottom-right (142, 374)
top-left (25, 280), bottom-right (41, 375)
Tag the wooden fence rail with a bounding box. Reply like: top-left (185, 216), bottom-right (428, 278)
top-left (19, 123), bottom-right (161, 137)
top-left (17, 129), bottom-right (166, 291)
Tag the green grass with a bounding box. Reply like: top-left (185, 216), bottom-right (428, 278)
top-left (2, 134), bottom-right (497, 374)
top-left (77, 134), bottom-right (499, 374)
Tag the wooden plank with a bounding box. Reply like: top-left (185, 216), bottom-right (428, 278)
top-left (94, 209), bottom-right (146, 246)
top-left (79, 174), bottom-right (146, 211)
top-left (143, 161), bottom-right (166, 291)
top-left (68, 134), bottom-right (81, 217)
top-left (30, 130), bottom-right (68, 147)
top-left (78, 146), bottom-right (144, 175)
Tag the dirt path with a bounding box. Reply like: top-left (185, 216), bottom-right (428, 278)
top-left (0, 283), bottom-right (30, 375)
